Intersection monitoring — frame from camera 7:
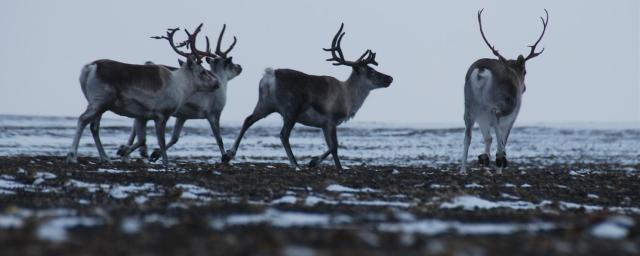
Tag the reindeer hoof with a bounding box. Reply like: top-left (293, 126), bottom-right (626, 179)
top-left (308, 157), bottom-right (321, 168)
top-left (116, 145), bottom-right (128, 157)
top-left (98, 156), bottom-right (111, 163)
top-left (139, 146), bottom-right (148, 158)
top-left (149, 149), bottom-right (162, 163)
top-left (478, 154), bottom-right (490, 166)
top-left (65, 152), bottom-right (77, 164)
top-left (221, 151), bottom-right (234, 164)
top-left (496, 154), bottom-right (508, 168)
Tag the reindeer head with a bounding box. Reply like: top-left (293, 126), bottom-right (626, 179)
top-left (152, 24), bottom-right (220, 92)
top-left (324, 23), bottom-right (393, 90)
top-left (184, 24), bottom-right (243, 83)
top-left (477, 9), bottom-right (549, 91)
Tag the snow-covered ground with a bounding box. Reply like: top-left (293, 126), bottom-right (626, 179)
top-left (1, 115), bottom-right (638, 166)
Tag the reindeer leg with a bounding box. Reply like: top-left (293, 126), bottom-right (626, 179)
top-left (89, 115), bottom-right (110, 163)
top-left (150, 118), bottom-right (185, 162)
top-left (493, 115), bottom-right (507, 175)
top-left (117, 120), bottom-right (138, 157)
top-left (223, 106), bottom-right (272, 164)
top-left (137, 119), bottom-right (149, 158)
top-left (280, 117), bottom-right (300, 170)
top-left (478, 125), bottom-right (492, 167)
top-left (153, 116), bottom-right (169, 167)
top-left (327, 125), bottom-right (342, 170)
top-left (207, 114), bottom-right (226, 162)
top-left (308, 126), bottom-right (333, 168)
top-left (120, 119), bottom-right (148, 161)
top-left (460, 114), bottom-right (475, 174)
top-left (66, 103), bottom-right (105, 164)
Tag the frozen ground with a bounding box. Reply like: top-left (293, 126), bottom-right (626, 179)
top-left (0, 115), bottom-right (639, 255)
top-left (1, 114), bottom-right (638, 167)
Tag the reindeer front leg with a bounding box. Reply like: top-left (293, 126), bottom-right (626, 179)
top-left (150, 118), bottom-right (185, 162)
top-left (153, 116), bottom-right (170, 167)
top-left (280, 117), bottom-right (300, 170)
top-left (308, 126), bottom-right (333, 168)
top-left (206, 114), bottom-right (226, 162)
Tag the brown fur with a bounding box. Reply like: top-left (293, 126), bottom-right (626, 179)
top-left (93, 60), bottom-right (169, 91)
top-left (274, 69), bottom-right (344, 119)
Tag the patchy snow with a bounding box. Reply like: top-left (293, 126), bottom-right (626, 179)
top-left (591, 216), bottom-right (635, 239)
top-left (109, 183), bottom-right (156, 199)
top-left (305, 195), bottom-right (411, 208)
top-left (326, 184), bottom-right (379, 193)
top-left (175, 183), bottom-right (222, 200)
top-left (271, 195), bottom-right (297, 204)
top-left (210, 209), bottom-right (340, 229)
top-left (441, 196), bottom-right (538, 210)
top-left (379, 220), bottom-right (555, 235)
top-left (97, 168), bottom-right (133, 174)
top-left (2, 115), bottom-right (638, 167)
top-left (37, 217), bottom-right (101, 242)
top-left (465, 183), bottom-right (484, 188)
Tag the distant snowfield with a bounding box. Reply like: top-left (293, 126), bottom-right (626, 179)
top-left (1, 115), bottom-right (638, 167)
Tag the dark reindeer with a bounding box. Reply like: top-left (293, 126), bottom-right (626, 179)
top-left (117, 24), bottom-right (242, 162)
top-left (222, 23), bottom-right (393, 170)
top-left (461, 9), bottom-right (549, 174)
top-left (65, 25), bottom-right (219, 166)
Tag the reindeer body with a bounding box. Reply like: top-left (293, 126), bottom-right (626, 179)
top-left (460, 9), bottom-right (548, 174)
top-left (118, 25), bottom-right (243, 162)
top-left (223, 24), bottom-right (392, 170)
top-left (66, 24), bottom-right (219, 166)
top-left (260, 69), bottom-right (370, 127)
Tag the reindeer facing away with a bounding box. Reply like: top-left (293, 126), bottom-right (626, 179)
top-left (222, 23), bottom-right (393, 170)
top-left (117, 24), bottom-right (242, 162)
top-left (65, 25), bottom-right (219, 166)
top-left (460, 9), bottom-right (549, 174)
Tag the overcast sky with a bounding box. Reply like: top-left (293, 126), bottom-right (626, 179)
top-left (0, 0), bottom-right (638, 125)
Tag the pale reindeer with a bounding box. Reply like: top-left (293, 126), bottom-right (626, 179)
top-left (65, 25), bottom-right (219, 166)
top-left (461, 9), bottom-right (549, 174)
top-left (116, 24), bottom-right (243, 162)
top-left (222, 23), bottom-right (393, 170)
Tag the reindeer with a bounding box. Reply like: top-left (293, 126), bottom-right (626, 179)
top-left (65, 24), bottom-right (219, 166)
top-left (460, 9), bottom-right (549, 174)
top-left (116, 24), bottom-right (242, 162)
top-left (222, 23), bottom-right (393, 170)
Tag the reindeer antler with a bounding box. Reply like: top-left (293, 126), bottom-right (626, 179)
top-left (184, 24), bottom-right (238, 60)
top-left (323, 23), bottom-right (378, 67)
top-left (524, 9), bottom-right (549, 61)
top-left (477, 9), bottom-right (507, 63)
top-left (151, 27), bottom-right (193, 59)
top-left (215, 24), bottom-right (237, 58)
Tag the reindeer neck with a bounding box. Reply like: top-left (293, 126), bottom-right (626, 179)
top-left (168, 69), bottom-right (196, 105)
top-left (343, 71), bottom-right (371, 119)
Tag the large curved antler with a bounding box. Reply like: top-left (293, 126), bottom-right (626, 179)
top-left (215, 24), bottom-right (237, 58)
top-left (323, 23), bottom-right (378, 67)
top-left (477, 9), bottom-right (507, 63)
top-left (151, 27), bottom-right (192, 59)
top-left (524, 9), bottom-right (549, 61)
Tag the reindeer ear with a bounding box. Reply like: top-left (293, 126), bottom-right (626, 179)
top-left (226, 57), bottom-right (233, 63)
top-left (178, 59), bottom-right (185, 66)
top-left (517, 55), bottom-right (526, 66)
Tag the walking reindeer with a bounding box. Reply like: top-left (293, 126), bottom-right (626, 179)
top-left (65, 25), bottom-right (219, 166)
top-left (222, 23), bottom-right (393, 170)
top-left (117, 24), bottom-right (242, 162)
top-left (461, 9), bottom-right (549, 174)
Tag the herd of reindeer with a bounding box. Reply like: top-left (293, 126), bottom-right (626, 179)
top-left (65, 9), bottom-right (549, 174)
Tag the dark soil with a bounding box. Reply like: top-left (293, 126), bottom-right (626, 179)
top-left (0, 156), bottom-right (639, 256)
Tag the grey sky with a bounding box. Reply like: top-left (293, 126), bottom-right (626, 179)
top-left (0, 0), bottom-right (638, 124)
